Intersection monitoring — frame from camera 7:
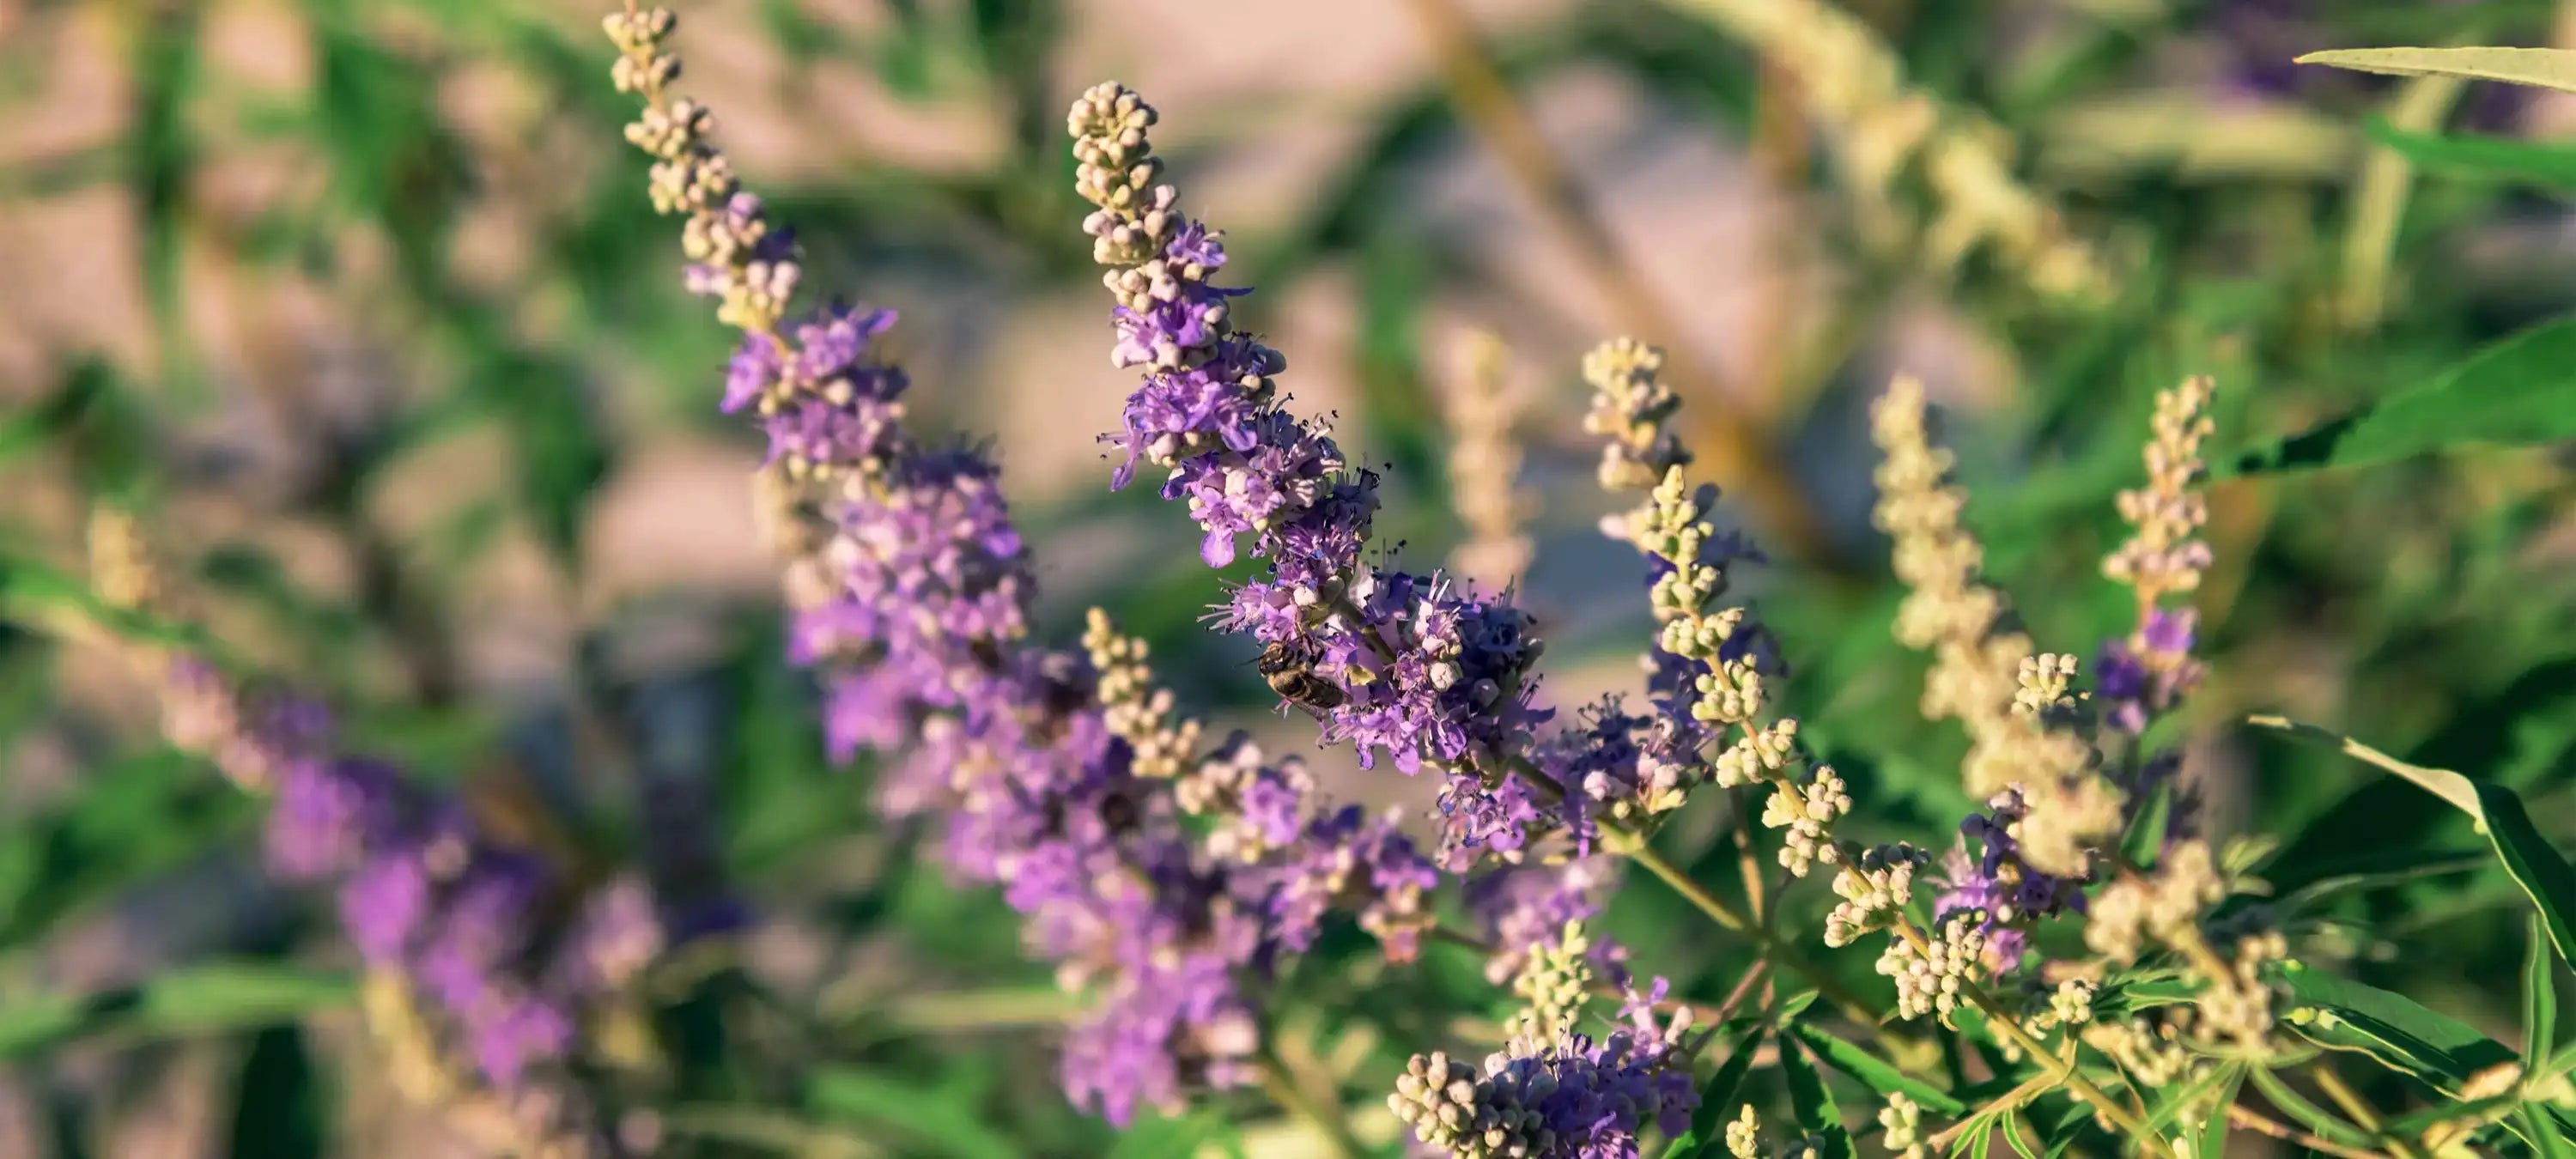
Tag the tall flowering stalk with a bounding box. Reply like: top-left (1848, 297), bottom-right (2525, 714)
top-left (605, 8), bottom-right (1442, 1129)
top-left (1069, 83), bottom-right (1558, 868)
top-left (88, 511), bottom-right (656, 1158)
top-left (1443, 329), bottom-right (1535, 592)
top-left (1862, 376), bottom-right (2306, 1149)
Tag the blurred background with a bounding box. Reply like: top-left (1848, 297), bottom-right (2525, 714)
top-left (4, 0), bottom-right (2576, 1154)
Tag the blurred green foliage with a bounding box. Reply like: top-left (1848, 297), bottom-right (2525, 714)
top-left (2, 0), bottom-right (2576, 1154)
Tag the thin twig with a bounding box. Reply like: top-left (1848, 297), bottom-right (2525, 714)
top-left (1623, 843), bottom-right (1886, 1032)
top-left (1256, 1049), bottom-right (1367, 1159)
top-left (2309, 1062), bottom-right (2424, 1159)
top-left (2227, 1103), bottom-right (2386, 1159)
top-left (1397, 0), bottom-right (1835, 564)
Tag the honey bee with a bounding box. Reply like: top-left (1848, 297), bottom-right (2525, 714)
top-left (1256, 640), bottom-right (1345, 716)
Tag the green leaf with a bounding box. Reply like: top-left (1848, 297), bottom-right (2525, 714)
top-left (2364, 118), bottom-right (2576, 188)
top-left (2298, 47), bottom-right (2576, 94)
top-left (2524, 1106), bottom-right (2576, 1159)
top-left (2244, 1067), bottom-right (2382, 1151)
top-left (2252, 716), bottom-right (2576, 966)
top-left (2531, 913), bottom-right (2561, 1069)
top-left (1783, 1016), bottom-right (1967, 1117)
top-left (2140, 1062), bottom-right (2239, 1138)
top-left (1665, 1021), bottom-right (1766, 1158)
top-left (0, 964), bottom-right (355, 1059)
top-left (1781, 1038), bottom-right (1855, 1159)
top-left (1109, 1109), bottom-right (1240, 1159)
top-left (2222, 319), bottom-right (2576, 477)
top-left (1999, 1111), bottom-right (2039, 1159)
top-left (2276, 963), bottom-right (2515, 1089)
top-left (809, 1067), bottom-right (1020, 1159)
top-left (2120, 780), bottom-right (2172, 872)
top-left (2191, 1069), bottom-right (2243, 1159)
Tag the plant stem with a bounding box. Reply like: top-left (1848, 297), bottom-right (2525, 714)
top-left (2307, 1062), bottom-right (2423, 1159)
top-left (1623, 842), bottom-right (1883, 1029)
top-left (1885, 918), bottom-right (2171, 1159)
top-left (1257, 1049), bottom-right (1367, 1159)
top-left (1396, 0), bottom-right (1835, 565)
top-left (2226, 1104), bottom-right (2385, 1159)
top-left (659, 1105), bottom-right (884, 1157)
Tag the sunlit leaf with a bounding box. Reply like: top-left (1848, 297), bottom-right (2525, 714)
top-left (2276, 963), bottom-right (2515, 1088)
top-left (1781, 1037), bottom-right (1856, 1159)
top-left (2364, 119), bottom-right (2576, 188)
top-left (1783, 1015), bottom-right (1966, 1117)
top-left (2251, 716), bottom-right (2576, 965)
top-left (810, 1067), bottom-right (1019, 1159)
top-left (2223, 319), bottom-right (2576, 478)
top-left (2298, 47), bottom-right (2576, 94)
top-left (1665, 1021), bottom-right (1765, 1159)
top-left (0, 964), bottom-right (355, 1059)
top-left (2530, 913), bottom-right (2561, 1069)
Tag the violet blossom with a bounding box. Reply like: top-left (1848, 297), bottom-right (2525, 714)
top-left (609, 12), bottom-right (1455, 1124)
top-left (1068, 82), bottom-right (1556, 863)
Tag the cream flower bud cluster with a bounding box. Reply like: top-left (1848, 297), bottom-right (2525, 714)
top-left (1081, 608), bottom-right (1204, 782)
top-left (1878, 1092), bottom-right (1927, 1159)
top-left (1868, 375), bottom-right (2026, 740)
top-left (1724, 1105), bottom-right (1828, 1159)
top-left (1878, 910), bottom-right (1990, 1024)
top-left (2081, 1017), bottom-right (2197, 1090)
top-left (1869, 378), bottom-right (2121, 877)
top-left (1726, 1105), bottom-right (1765, 1159)
top-left (2085, 839), bottom-right (2227, 964)
top-left (2105, 376), bottom-right (2217, 608)
top-left (607, 12), bottom-right (799, 337)
top-left (1067, 83), bottom-right (1175, 275)
top-left (1445, 331), bottom-right (1535, 591)
top-left (1583, 337), bottom-right (1690, 501)
top-left (1761, 766), bottom-right (1852, 878)
top-left (1508, 922), bottom-right (1596, 1042)
top-left (1389, 1051), bottom-right (1558, 1159)
top-left (1825, 843), bottom-right (1930, 948)
top-left (1585, 337), bottom-right (1844, 833)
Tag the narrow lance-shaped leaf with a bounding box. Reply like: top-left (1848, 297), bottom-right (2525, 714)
top-left (2364, 118), bottom-right (2576, 189)
top-left (2192, 1068), bottom-right (2244, 1159)
top-left (1780, 1037), bottom-right (1856, 1159)
top-left (2530, 913), bottom-right (2561, 1069)
top-left (808, 1068), bottom-right (1021, 1159)
top-left (2275, 963), bottom-right (2516, 1088)
top-left (0, 964), bottom-right (356, 1060)
top-left (1665, 1021), bottom-right (1767, 1159)
top-left (2221, 318), bottom-right (2576, 478)
top-left (2251, 716), bottom-right (2576, 967)
top-left (2298, 47), bottom-right (2576, 94)
top-left (1783, 1015), bottom-right (1967, 1117)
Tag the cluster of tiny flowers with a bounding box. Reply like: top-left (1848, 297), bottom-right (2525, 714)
top-left (1824, 842), bottom-right (1930, 949)
top-left (1466, 857), bottom-right (1625, 986)
top-left (1389, 980), bottom-right (1699, 1159)
top-left (1932, 788), bottom-right (2090, 973)
top-left (611, 17), bottom-right (1456, 1124)
top-left (1069, 82), bottom-right (1555, 865)
top-left (2096, 380), bottom-right (2216, 740)
top-left (1868, 379), bottom-right (2120, 877)
top-left (1078, 609), bottom-right (1441, 956)
top-left (1877, 909), bottom-right (1991, 1024)
top-left (1082, 606), bottom-right (1203, 781)
top-left (1723, 1105), bottom-right (1827, 1159)
top-left (1584, 340), bottom-right (1841, 871)
top-left (91, 517), bottom-right (641, 1156)
top-left (1877, 1093), bottom-right (1927, 1159)
top-left (1508, 923), bottom-right (1601, 1041)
